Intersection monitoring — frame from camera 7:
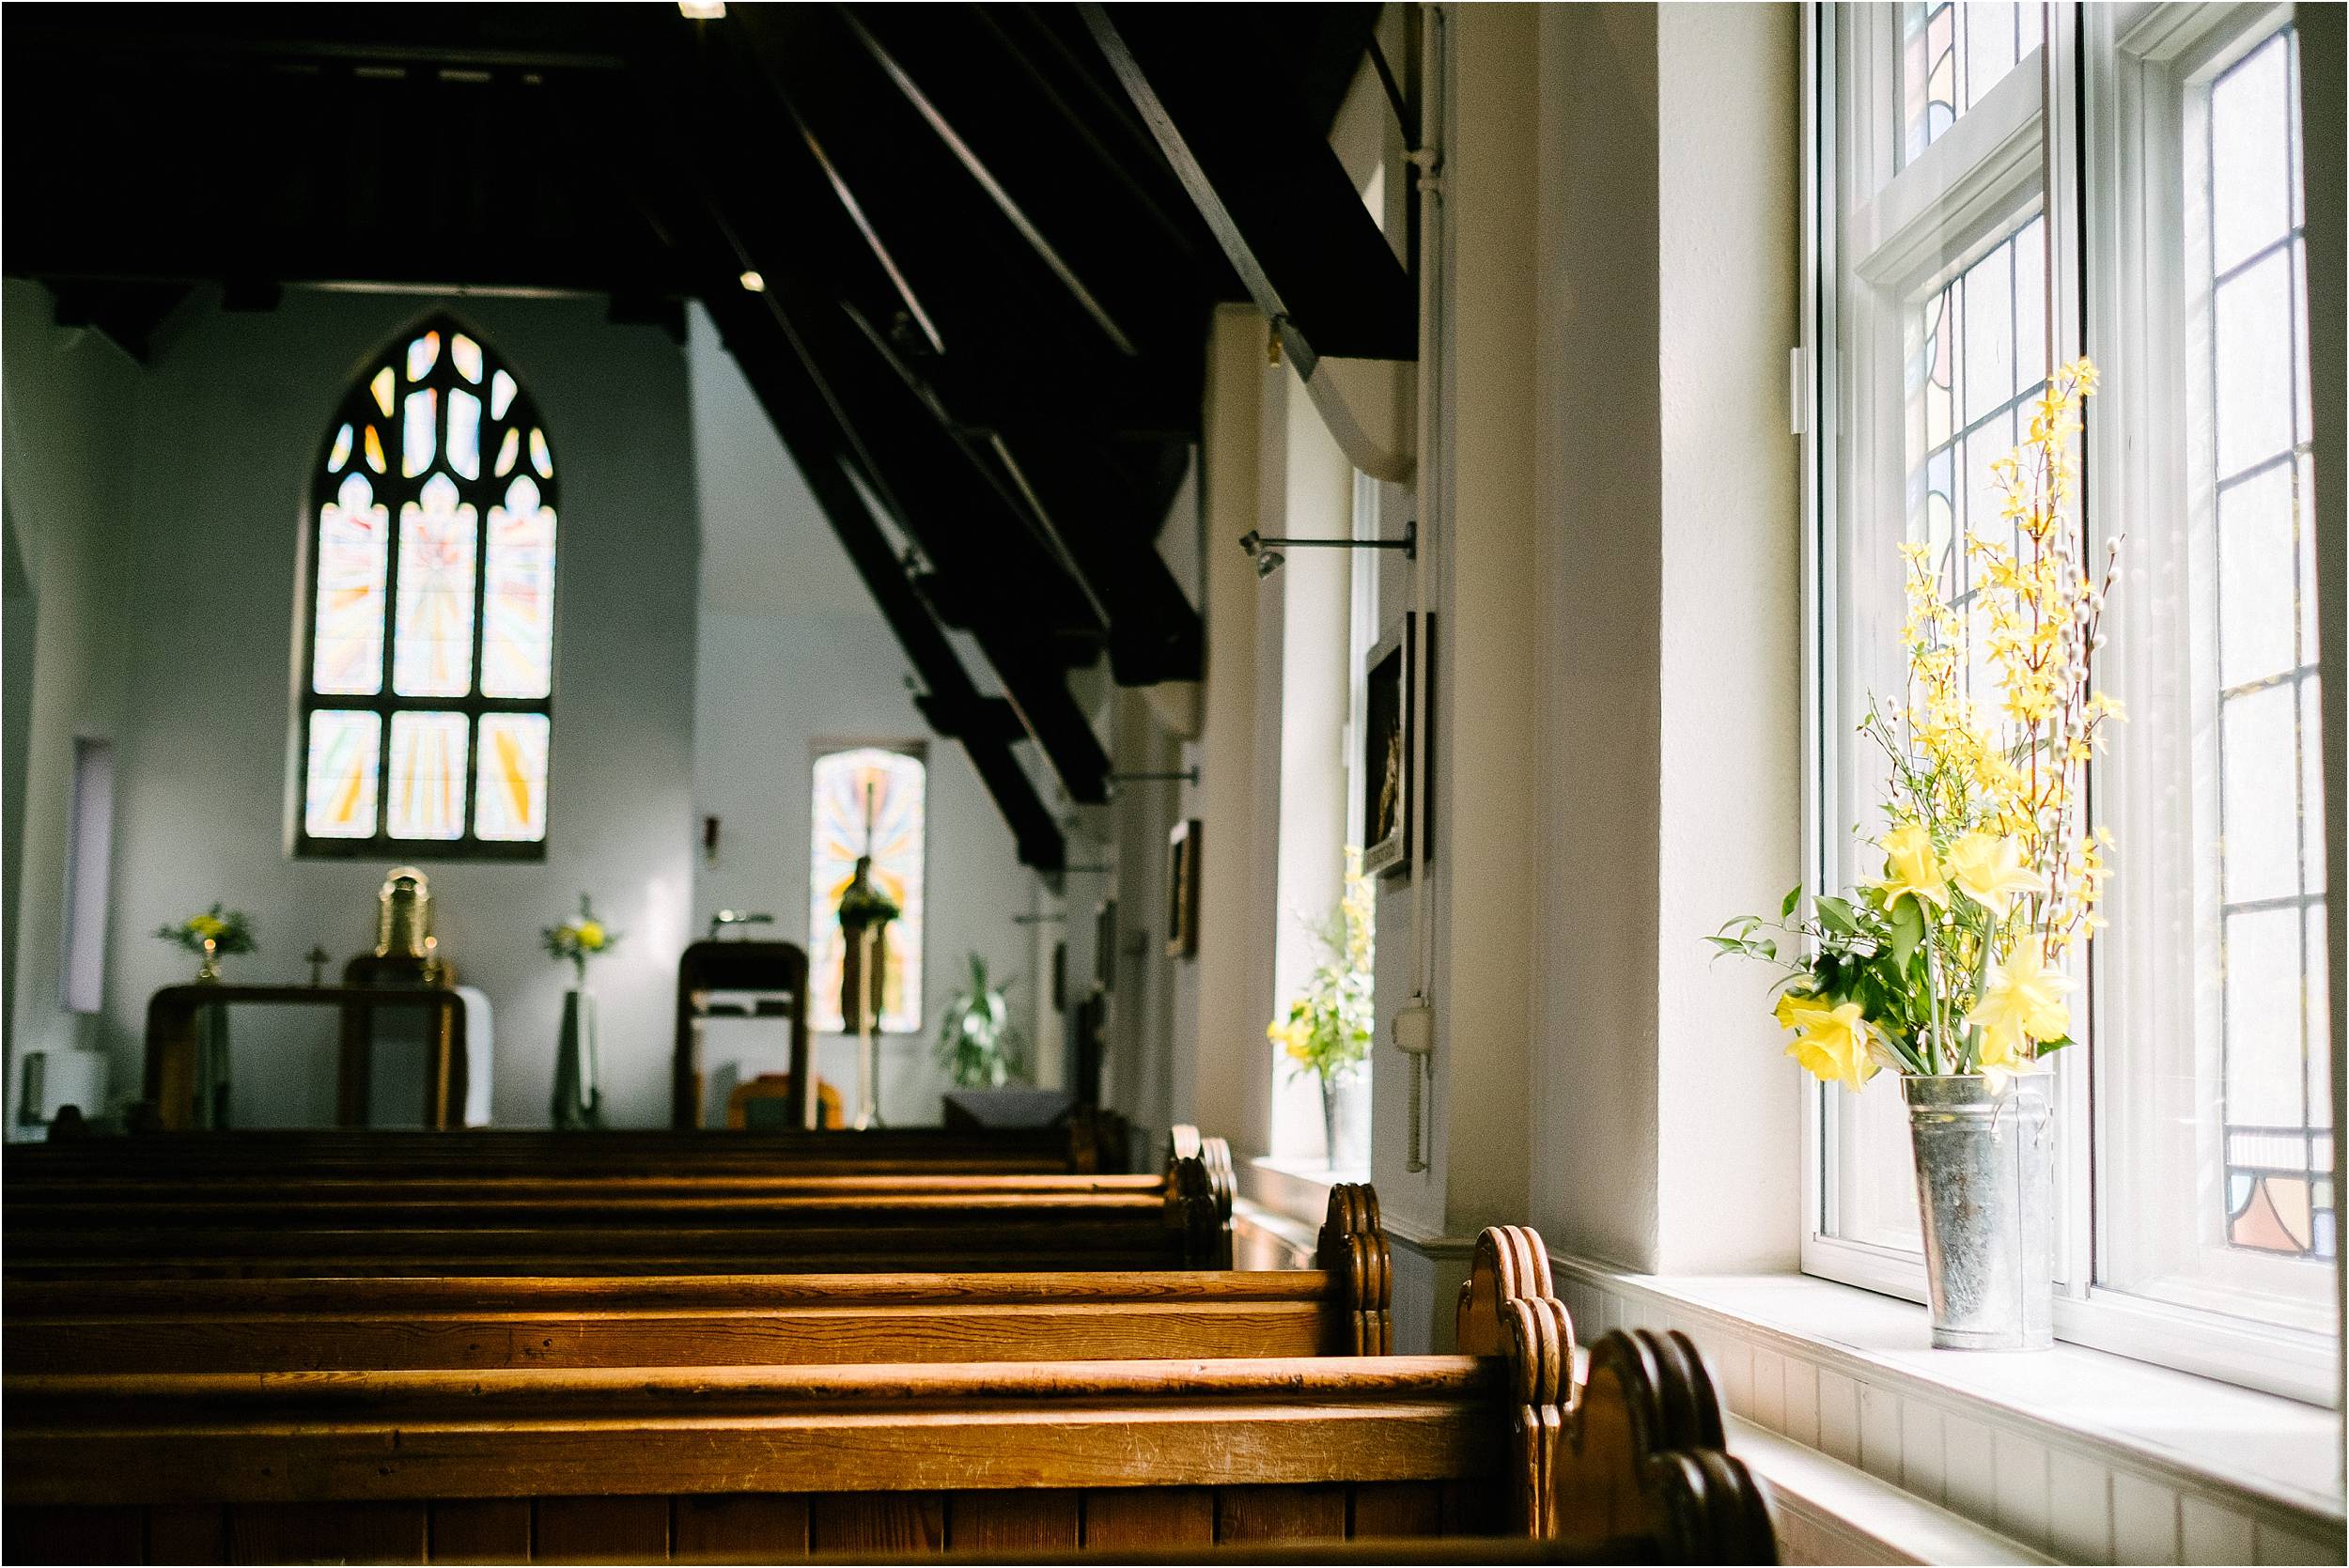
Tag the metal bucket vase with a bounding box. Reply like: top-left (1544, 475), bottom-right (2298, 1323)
top-left (1902, 1074), bottom-right (2055, 1350)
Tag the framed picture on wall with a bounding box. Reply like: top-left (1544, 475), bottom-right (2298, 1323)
top-left (1361, 613), bottom-right (1432, 878)
top-left (1165, 819), bottom-right (1201, 958)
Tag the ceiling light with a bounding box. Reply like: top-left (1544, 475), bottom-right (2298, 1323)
top-left (739, 271), bottom-right (766, 293)
top-left (678, 2), bottom-right (726, 19)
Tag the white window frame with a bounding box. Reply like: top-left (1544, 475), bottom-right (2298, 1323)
top-left (1804, 0), bottom-right (2338, 1405)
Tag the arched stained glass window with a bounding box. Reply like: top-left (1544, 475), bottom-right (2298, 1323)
top-left (808, 746), bottom-right (926, 1033)
top-left (296, 319), bottom-right (559, 857)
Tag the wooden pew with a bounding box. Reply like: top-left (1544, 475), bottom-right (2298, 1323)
top-left (5, 1188), bottom-right (1391, 1374)
top-left (3, 1131), bottom-right (1237, 1281)
top-left (1, 1229), bottom-right (1776, 1564)
top-left (12, 1116), bottom-right (1130, 1177)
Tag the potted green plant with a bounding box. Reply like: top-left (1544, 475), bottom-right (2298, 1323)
top-left (938, 953), bottom-right (1025, 1089)
top-left (1268, 848), bottom-right (1374, 1167)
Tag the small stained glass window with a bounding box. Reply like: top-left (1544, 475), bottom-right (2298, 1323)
top-left (1901, 1), bottom-right (2045, 167)
top-left (808, 747), bottom-right (926, 1034)
top-left (294, 319), bottom-right (558, 857)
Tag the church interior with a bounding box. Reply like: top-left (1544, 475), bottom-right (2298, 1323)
top-left (1, 3), bottom-right (2343, 1564)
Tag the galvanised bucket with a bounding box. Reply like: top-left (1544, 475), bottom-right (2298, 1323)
top-left (1902, 1073), bottom-right (2055, 1350)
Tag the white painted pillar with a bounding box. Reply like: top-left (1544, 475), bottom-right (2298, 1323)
top-left (1179, 304), bottom-right (1274, 1153)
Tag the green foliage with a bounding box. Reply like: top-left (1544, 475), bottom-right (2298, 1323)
top-left (154, 904), bottom-right (257, 957)
top-left (1709, 874), bottom-right (1943, 1076)
top-left (938, 952), bottom-right (1026, 1089)
top-left (1269, 849), bottom-right (1375, 1087)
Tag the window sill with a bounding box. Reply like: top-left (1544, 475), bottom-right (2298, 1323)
top-left (1243, 1155), bottom-right (1368, 1226)
top-left (1551, 1255), bottom-right (2345, 1563)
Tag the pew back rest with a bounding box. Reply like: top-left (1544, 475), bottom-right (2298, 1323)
top-left (1, 1225), bottom-right (1773, 1562)
top-left (6, 1184), bottom-right (1391, 1374)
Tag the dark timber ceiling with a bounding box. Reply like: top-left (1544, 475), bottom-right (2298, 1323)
top-left (3, 3), bottom-right (1410, 875)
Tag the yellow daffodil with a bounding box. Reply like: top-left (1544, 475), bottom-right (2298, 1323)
top-left (1964, 945), bottom-right (2072, 1089)
top-left (1776, 992), bottom-right (1878, 1094)
top-left (1877, 824), bottom-right (1950, 915)
top-left (189, 913), bottom-right (226, 939)
top-left (575, 920), bottom-right (606, 951)
top-left (1945, 831), bottom-right (2039, 919)
top-left (1267, 1014), bottom-right (1311, 1065)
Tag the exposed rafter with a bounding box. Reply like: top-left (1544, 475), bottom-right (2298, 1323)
top-left (1081, 4), bottom-right (1413, 378)
top-left (2, 2), bottom-right (1383, 833)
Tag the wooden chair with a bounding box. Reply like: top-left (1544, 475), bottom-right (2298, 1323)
top-left (0, 1226), bottom-right (1776, 1564)
top-left (725, 1074), bottom-right (844, 1129)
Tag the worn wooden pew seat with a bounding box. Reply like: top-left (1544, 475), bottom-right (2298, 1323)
top-left (1, 1230), bottom-right (1776, 1564)
top-left (6, 1188), bottom-right (1393, 1374)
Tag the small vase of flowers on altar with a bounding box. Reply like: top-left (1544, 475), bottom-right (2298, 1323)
top-left (1714, 361), bottom-right (2121, 1351)
top-left (543, 894), bottom-right (619, 1130)
top-left (155, 903), bottom-right (257, 985)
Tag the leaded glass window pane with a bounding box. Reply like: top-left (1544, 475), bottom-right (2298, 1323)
top-left (480, 475), bottom-right (557, 700)
top-left (303, 710), bottom-right (382, 839)
top-left (474, 713), bottom-right (551, 843)
top-left (1901, 1), bottom-right (2044, 167)
top-left (2201, 27), bottom-right (2329, 1266)
top-left (293, 318), bottom-right (558, 856)
top-left (393, 474), bottom-right (478, 699)
top-left (309, 473), bottom-right (388, 696)
top-left (385, 710), bottom-right (468, 841)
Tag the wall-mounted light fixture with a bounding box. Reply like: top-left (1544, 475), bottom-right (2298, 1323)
top-left (1104, 766), bottom-right (1200, 801)
top-left (1237, 521), bottom-right (1416, 580)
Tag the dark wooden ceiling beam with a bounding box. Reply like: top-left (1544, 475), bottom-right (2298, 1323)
top-left (3, 3), bottom-right (638, 73)
top-left (1080, 3), bottom-right (1414, 375)
top-left (708, 19), bottom-right (1201, 691)
top-left (700, 291), bottom-right (1070, 875)
top-left (610, 37), bottom-right (1117, 808)
top-left (839, 6), bottom-right (1236, 358)
top-left (543, 56), bottom-right (1081, 867)
top-left (42, 280), bottom-right (194, 365)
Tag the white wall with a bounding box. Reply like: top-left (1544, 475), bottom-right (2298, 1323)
top-left (683, 308), bottom-right (1038, 1126)
top-left (2, 284), bottom-right (142, 1106)
top-left (1651, 2), bottom-right (1804, 1272)
top-left (78, 291), bottom-right (703, 1129)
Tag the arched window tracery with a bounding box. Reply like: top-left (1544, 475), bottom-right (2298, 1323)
top-left (295, 319), bottom-right (558, 857)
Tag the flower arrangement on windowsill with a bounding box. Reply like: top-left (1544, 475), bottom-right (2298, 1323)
top-left (1268, 847), bottom-right (1374, 1169)
top-left (1714, 359), bottom-right (2121, 1349)
top-left (155, 904), bottom-right (257, 984)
